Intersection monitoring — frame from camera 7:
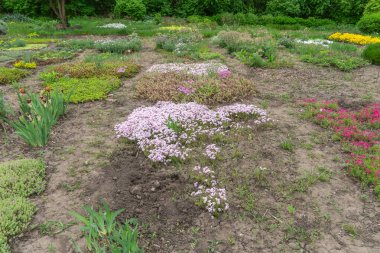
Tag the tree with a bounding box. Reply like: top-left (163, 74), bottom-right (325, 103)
top-left (49, 0), bottom-right (68, 29)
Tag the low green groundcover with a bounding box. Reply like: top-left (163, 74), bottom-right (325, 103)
top-left (0, 159), bottom-right (46, 199)
top-left (47, 76), bottom-right (122, 103)
top-left (0, 159), bottom-right (46, 253)
top-left (0, 67), bottom-right (30, 85)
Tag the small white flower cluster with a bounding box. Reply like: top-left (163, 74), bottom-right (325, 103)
top-left (295, 39), bottom-right (333, 47)
top-left (191, 166), bottom-right (229, 216)
top-left (205, 144), bottom-right (220, 160)
top-left (146, 63), bottom-right (229, 75)
top-left (97, 23), bottom-right (127, 29)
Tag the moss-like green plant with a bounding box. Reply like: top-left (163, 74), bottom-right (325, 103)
top-left (0, 197), bottom-right (36, 238)
top-left (42, 61), bottom-right (140, 79)
top-left (0, 158), bottom-right (46, 252)
top-left (362, 43), bottom-right (380, 65)
top-left (0, 234), bottom-right (10, 253)
top-left (0, 159), bottom-right (46, 199)
top-left (0, 67), bottom-right (30, 85)
top-left (47, 76), bottom-right (122, 103)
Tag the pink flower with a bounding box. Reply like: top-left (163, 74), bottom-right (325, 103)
top-left (117, 67), bottom-right (126, 73)
top-left (218, 69), bottom-right (232, 79)
top-left (178, 86), bottom-right (194, 95)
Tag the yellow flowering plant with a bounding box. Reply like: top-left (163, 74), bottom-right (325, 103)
top-left (13, 61), bottom-right (37, 69)
top-left (159, 26), bottom-right (193, 32)
top-left (328, 32), bottom-right (380, 45)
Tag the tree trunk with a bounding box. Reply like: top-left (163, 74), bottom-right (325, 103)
top-left (49, 0), bottom-right (69, 29)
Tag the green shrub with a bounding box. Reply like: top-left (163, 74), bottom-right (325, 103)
top-left (95, 36), bottom-right (142, 54)
top-left (1, 13), bottom-right (33, 23)
top-left (48, 76), bottom-right (122, 103)
top-left (0, 20), bottom-right (7, 35)
top-left (2, 0), bottom-right (42, 17)
top-left (213, 31), bottom-right (254, 53)
top-left (44, 61), bottom-right (140, 79)
top-left (266, 0), bottom-right (301, 17)
top-left (0, 197), bottom-right (35, 238)
top-left (362, 43), bottom-right (380, 65)
top-left (278, 37), bottom-right (295, 48)
top-left (234, 51), bottom-right (266, 67)
top-left (0, 67), bottom-right (30, 85)
top-left (58, 39), bottom-right (95, 51)
top-left (357, 13), bottom-right (380, 33)
top-left (2, 90), bottom-right (68, 147)
top-left (114, 0), bottom-right (146, 20)
top-left (363, 0), bottom-right (380, 15)
top-left (0, 159), bottom-right (46, 199)
top-left (155, 31), bottom-right (203, 57)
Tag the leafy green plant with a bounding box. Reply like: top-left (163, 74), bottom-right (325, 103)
top-left (0, 67), bottom-right (30, 85)
top-left (363, 0), bottom-right (380, 15)
top-left (278, 37), bottom-right (295, 48)
top-left (234, 51), bottom-right (266, 67)
top-left (58, 39), bottom-right (95, 51)
top-left (281, 138), bottom-right (294, 151)
top-left (2, 90), bottom-right (68, 147)
top-left (362, 43), bottom-right (380, 65)
top-left (70, 199), bottom-right (141, 253)
top-left (0, 159), bottom-right (46, 199)
top-left (114, 0), bottom-right (146, 20)
top-left (0, 20), bottom-right (7, 35)
top-left (357, 12), bottom-right (380, 33)
top-left (47, 76), bottom-right (121, 103)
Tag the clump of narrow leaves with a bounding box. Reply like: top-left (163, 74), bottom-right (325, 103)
top-left (1, 89), bottom-right (68, 147)
top-left (70, 199), bottom-right (141, 253)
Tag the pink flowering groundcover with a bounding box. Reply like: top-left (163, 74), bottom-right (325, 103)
top-left (301, 99), bottom-right (380, 199)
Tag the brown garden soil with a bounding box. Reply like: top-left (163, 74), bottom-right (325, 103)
top-left (0, 37), bottom-right (379, 253)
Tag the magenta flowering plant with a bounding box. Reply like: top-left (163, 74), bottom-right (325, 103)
top-left (217, 69), bottom-right (232, 79)
top-left (302, 100), bottom-right (380, 198)
top-left (115, 102), bottom-right (271, 164)
top-left (177, 85), bottom-right (194, 95)
top-left (117, 67), bottom-right (126, 73)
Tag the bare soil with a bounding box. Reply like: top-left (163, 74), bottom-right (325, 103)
top-left (1, 37), bottom-right (379, 253)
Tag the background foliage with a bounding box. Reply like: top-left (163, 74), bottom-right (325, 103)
top-left (0, 0), bottom-right (376, 24)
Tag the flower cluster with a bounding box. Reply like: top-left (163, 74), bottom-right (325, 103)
top-left (146, 63), bottom-right (229, 75)
top-left (177, 85), bottom-right (194, 95)
top-left (302, 100), bottom-right (380, 198)
top-left (13, 61), bottom-right (37, 69)
top-left (328, 32), bottom-right (380, 45)
top-left (217, 69), bottom-right (232, 78)
top-left (295, 39), bottom-right (333, 47)
top-left (191, 166), bottom-right (229, 216)
top-left (205, 144), bottom-right (220, 160)
top-left (97, 23), bottom-right (127, 29)
top-left (115, 102), bottom-right (271, 163)
top-left (158, 26), bottom-right (192, 32)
